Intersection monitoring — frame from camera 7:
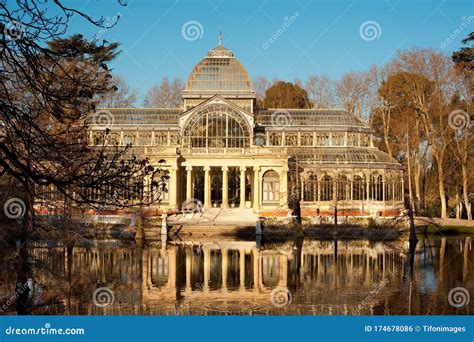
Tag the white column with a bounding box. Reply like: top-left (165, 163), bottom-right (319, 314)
top-left (382, 178), bottom-right (386, 204)
top-left (204, 166), bottom-right (211, 208)
top-left (317, 179), bottom-right (321, 203)
top-left (253, 166), bottom-right (260, 211)
top-left (366, 175), bottom-right (371, 201)
top-left (169, 167), bottom-right (178, 209)
top-left (240, 166), bottom-right (246, 208)
top-left (392, 180), bottom-right (395, 204)
top-left (186, 166), bottom-right (193, 200)
top-left (279, 166), bottom-right (288, 207)
top-left (221, 166), bottom-right (229, 209)
top-left (301, 177), bottom-right (305, 201)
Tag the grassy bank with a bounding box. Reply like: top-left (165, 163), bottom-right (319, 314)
top-left (417, 225), bottom-right (474, 236)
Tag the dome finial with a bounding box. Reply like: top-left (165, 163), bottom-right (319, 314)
top-left (218, 31), bottom-right (222, 46)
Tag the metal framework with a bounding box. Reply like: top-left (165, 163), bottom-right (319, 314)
top-left (182, 104), bottom-right (251, 148)
top-left (255, 109), bottom-right (366, 127)
top-left (183, 45), bottom-right (254, 94)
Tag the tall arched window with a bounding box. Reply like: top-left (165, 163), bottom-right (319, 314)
top-left (303, 173), bottom-right (318, 202)
top-left (320, 175), bottom-right (333, 201)
top-left (352, 175), bottom-right (366, 200)
top-left (337, 174), bottom-right (349, 201)
top-left (182, 104), bottom-right (251, 148)
top-left (262, 170), bottom-right (280, 202)
top-left (369, 173), bottom-right (383, 201)
top-left (386, 175), bottom-right (393, 201)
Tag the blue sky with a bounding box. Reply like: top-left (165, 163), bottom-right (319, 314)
top-left (65, 0), bottom-right (473, 103)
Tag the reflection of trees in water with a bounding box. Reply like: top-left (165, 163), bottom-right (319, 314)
top-left (0, 237), bottom-right (472, 315)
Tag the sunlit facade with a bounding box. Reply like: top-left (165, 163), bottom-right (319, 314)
top-left (90, 39), bottom-right (404, 218)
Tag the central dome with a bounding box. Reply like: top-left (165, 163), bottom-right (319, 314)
top-left (183, 34), bottom-right (255, 97)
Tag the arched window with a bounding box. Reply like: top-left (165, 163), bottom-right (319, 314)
top-left (394, 174), bottom-right (403, 201)
top-left (320, 175), bottom-right (333, 201)
top-left (352, 175), bottom-right (366, 200)
top-left (337, 174), bottom-right (349, 201)
top-left (262, 170), bottom-right (280, 202)
top-left (182, 104), bottom-right (251, 148)
top-left (369, 173), bottom-right (383, 201)
top-left (386, 176), bottom-right (393, 201)
top-left (304, 173), bottom-right (318, 202)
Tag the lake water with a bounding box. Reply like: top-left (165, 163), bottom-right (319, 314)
top-left (0, 235), bottom-right (472, 315)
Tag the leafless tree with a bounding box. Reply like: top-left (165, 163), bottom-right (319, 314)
top-left (335, 71), bottom-right (370, 120)
top-left (253, 76), bottom-right (270, 107)
top-left (304, 74), bottom-right (335, 109)
top-left (0, 0), bottom-right (165, 314)
top-left (143, 77), bottom-right (183, 108)
top-left (393, 49), bottom-right (456, 219)
top-left (98, 75), bottom-right (138, 108)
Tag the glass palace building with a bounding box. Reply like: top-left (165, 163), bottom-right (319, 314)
top-left (90, 39), bottom-right (404, 218)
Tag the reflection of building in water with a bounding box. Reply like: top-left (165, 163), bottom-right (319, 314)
top-left (142, 240), bottom-right (409, 314)
top-left (20, 237), bottom-right (472, 315)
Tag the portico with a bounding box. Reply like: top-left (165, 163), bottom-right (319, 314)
top-left (179, 157), bottom-right (288, 210)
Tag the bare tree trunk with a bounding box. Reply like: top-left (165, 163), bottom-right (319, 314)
top-left (406, 135), bottom-right (417, 242)
top-left (381, 107), bottom-right (393, 158)
top-left (384, 134), bottom-right (393, 158)
top-left (461, 165), bottom-right (472, 220)
top-left (407, 149), bottom-right (415, 214)
top-left (16, 186), bottom-right (33, 315)
top-left (436, 158), bottom-right (448, 219)
top-left (414, 163), bottom-right (421, 213)
top-left (455, 193), bottom-right (461, 219)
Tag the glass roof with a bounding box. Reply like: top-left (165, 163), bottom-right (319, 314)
top-left (289, 147), bottom-right (402, 168)
top-left (93, 108), bottom-right (180, 126)
top-left (255, 109), bottom-right (365, 127)
top-left (183, 44), bottom-right (255, 95)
